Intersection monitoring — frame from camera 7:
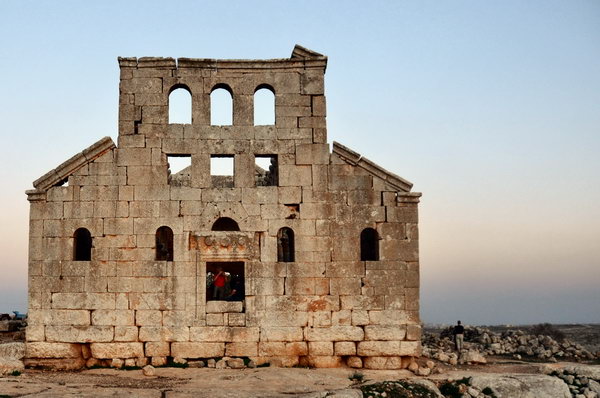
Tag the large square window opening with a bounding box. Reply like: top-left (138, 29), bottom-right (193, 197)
top-left (206, 262), bottom-right (245, 304)
top-left (211, 156), bottom-right (234, 188)
top-left (167, 155), bottom-right (192, 187)
top-left (255, 155), bottom-right (278, 186)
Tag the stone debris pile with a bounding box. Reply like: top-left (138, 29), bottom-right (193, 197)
top-left (0, 319), bottom-right (26, 334)
top-left (439, 377), bottom-right (498, 398)
top-left (549, 366), bottom-right (600, 398)
top-left (423, 326), bottom-right (598, 364)
top-left (407, 359), bottom-right (437, 376)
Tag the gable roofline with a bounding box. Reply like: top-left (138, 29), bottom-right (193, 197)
top-left (29, 136), bottom-right (115, 194)
top-left (332, 141), bottom-right (414, 192)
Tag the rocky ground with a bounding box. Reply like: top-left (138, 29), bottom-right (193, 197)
top-left (424, 324), bottom-right (600, 358)
top-left (422, 325), bottom-right (599, 365)
top-left (0, 361), bottom-right (598, 397)
top-left (1, 323), bottom-right (599, 397)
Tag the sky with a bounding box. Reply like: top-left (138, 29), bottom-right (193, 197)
top-left (0, 1), bottom-right (598, 325)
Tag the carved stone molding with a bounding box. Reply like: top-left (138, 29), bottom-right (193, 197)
top-left (190, 231), bottom-right (257, 261)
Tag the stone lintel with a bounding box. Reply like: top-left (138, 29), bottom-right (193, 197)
top-left (190, 231), bottom-right (257, 261)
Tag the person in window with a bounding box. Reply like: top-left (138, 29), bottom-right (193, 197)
top-left (226, 275), bottom-right (244, 302)
top-left (213, 267), bottom-right (226, 300)
top-left (157, 241), bottom-right (169, 260)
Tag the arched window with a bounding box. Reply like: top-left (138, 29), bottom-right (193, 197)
top-left (211, 217), bottom-right (240, 231)
top-left (73, 228), bottom-right (92, 261)
top-left (277, 227), bottom-right (295, 262)
top-left (155, 226), bottom-right (174, 261)
top-left (360, 228), bottom-right (379, 261)
top-left (254, 85), bottom-right (275, 125)
top-left (210, 84), bottom-right (233, 126)
top-left (168, 86), bottom-right (192, 124)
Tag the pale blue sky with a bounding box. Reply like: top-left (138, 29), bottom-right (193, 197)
top-left (1, 1), bottom-right (598, 324)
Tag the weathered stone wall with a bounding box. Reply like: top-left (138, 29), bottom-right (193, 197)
top-left (25, 46), bottom-right (421, 370)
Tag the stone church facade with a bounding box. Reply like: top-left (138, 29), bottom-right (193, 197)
top-left (25, 45), bottom-right (422, 369)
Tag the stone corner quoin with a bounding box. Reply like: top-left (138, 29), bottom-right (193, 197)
top-left (24, 44), bottom-right (422, 370)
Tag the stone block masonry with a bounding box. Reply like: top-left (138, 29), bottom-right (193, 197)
top-left (25, 45), bottom-right (422, 370)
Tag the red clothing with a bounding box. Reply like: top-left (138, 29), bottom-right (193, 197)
top-left (214, 273), bottom-right (225, 287)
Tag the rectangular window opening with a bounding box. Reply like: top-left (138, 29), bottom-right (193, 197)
top-left (167, 155), bottom-right (192, 187)
top-left (255, 155), bottom-right (278, 186)
top-left (206, 261), bottom-right (245, 306)
top-left (211, 155), bottom-right (234, 188)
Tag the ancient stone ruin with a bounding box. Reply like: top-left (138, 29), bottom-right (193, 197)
top-left (25, 45), bottom-right (422, 370)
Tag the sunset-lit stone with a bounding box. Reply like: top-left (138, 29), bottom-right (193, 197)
top-left (25, 45), bottom-right (421, 368)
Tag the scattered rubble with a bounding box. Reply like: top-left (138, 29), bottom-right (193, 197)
top-left (360, 379), bottom-right (441, 398)
top-left (142, 364), bottom-right (155, 376)
top-left (439, 377), bottom-right (499, 398)
top-left (423, 326), bottom-right (598, 366)
top-left (549, 366), bottom-right (600, 398)
top-left (188, 359), bottom-right (205, 368)
top-left (0, 318), bottom-right (26, 335)
top-left (0, 318), bottom-right (27, 350)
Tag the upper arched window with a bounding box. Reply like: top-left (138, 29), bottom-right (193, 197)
top-left (73, 228), bottom-right (92, 261)
top-left (277, 227), bottom-right (295, 262)
top-left (360, 228), bottom-right (379, 261)
top-left (168, 86), bottom-right (192, 124)
top-left (210, 84), bottom-right (233, 126)
top-left (155, 226), bottom-right (174, 261)
top-left (254, 85), bottom-right (275, 126)
top-left (212, 217), bottom-right (240, 231)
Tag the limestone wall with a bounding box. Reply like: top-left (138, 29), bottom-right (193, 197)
top-left (25, 46), bottom-right (421, 370)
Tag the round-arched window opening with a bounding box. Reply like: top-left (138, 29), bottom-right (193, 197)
top-left (73, 228), bottom-right (92, 261)
top-left (360, 227), bottom-right (379, 261)
top-left (254, 85), bottom-right (275, 126)
top-left (211, 217), bottom-right (240, 231)
top-left (155, 226), bottom-right (174, 261)
top-left (277, 227), bottom-right (295, 262)
top-left (210, 84), bottom-right (233, 126)
top-left (168, 86), bottom-right (192, 124)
